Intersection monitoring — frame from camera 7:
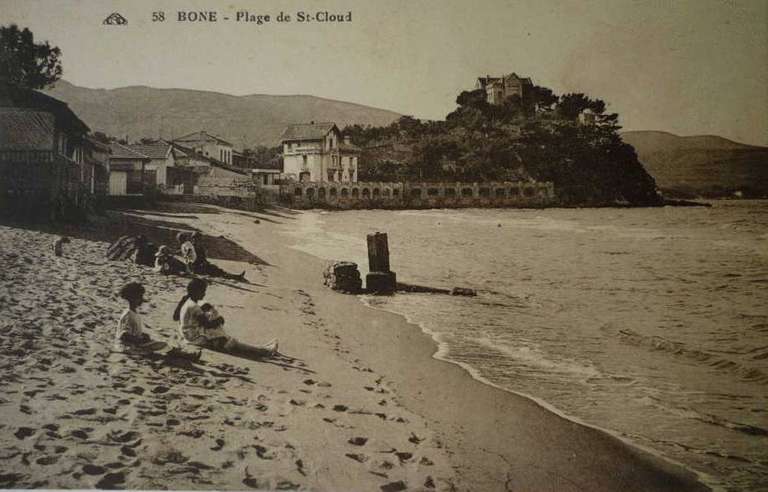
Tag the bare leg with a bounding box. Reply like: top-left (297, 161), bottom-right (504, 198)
top-left (224, 338), bottom-right (277, 358)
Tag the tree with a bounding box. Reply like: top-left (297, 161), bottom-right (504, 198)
top-left (0, 24), bottom-right (62, 89)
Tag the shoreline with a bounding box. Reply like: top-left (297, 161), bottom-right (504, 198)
top-left (356, 296), bottom-right (721, 491)
top-left (0, 203), bottom-right (712, 491)
top-left (225, 204), bottom-right (711, 491)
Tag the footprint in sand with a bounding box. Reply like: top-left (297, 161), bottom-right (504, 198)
top-left (380, 480), bottom-right (408, 492)
top-left (83, 464), bottom-right (107, 475)
top-left (35, 455), bottom-right (59, 466)
top-left (210, 438), bottom-right (225, 451)
top-left (95, 471), bottom-right (126, 489)
top-left (14, 427), bottom-right (35, 439)
top-left (348, 437), bottom-right (368, 446)
top-left (345, 453), bottom-right (368, 463)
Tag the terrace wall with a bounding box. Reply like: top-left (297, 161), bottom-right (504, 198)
top-left (281, 181), bottom-right (555, 209)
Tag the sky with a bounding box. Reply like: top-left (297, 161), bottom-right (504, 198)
top-left (2, 0), bottom-right (767, 145)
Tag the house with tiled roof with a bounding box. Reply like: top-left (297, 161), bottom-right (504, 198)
top-left (126, 140), bottom-right (176, 188)
top-left (476, 73), bottom-right (533, 105)
top-left (1, 83), bottom-right (92, 217)
top-left (173, 130), bottom-right (234, 166)
top-left (281, 122), bottom-right (359, 183)
top-left (108, 142), bottom-right (149, 195)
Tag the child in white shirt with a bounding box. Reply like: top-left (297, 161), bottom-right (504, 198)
top-left (117, 282), bottom-right (201, 361)
top-left (116, 282), bottom-right (152, 345)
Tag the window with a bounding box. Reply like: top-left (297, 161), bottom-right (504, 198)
top-left (411, 188), bottom-right (422, 198)
top-left (330, 188), bottom-right (337, 197)
top-left (362, 188), bottom-right (370, 197)
top-left (479, 187), bottom-right (491, 197)
top-left (445, 188), bottom-right (456, 197)
top-left (341, 188), bottom-right (349, 197)
top-left (461, 188), bottom-right (473, 197)
top-left (427, 188), bottom-right (440, 196)
top-left (392, 189), bottom-right (400, 197)
top-left (351, 188), bottom-right (359, 197)
top-left (318, 188), bottom-right (326, 198)
top-left (496, 188), bottom-right (506, 197)
top-left (383, 188), bottom-right (391, 197)
top-left (295, 187), bottom-right (303, 196)
top-left (373, 188), bottom-right (380, 197)
top-left (306, 188), bottom-right (315, 198)
top-left (302, 155), bottom-right (308, 169)
top-left (524, 187), bottom-right (535, 197)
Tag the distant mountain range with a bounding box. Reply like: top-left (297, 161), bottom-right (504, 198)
top-left (44, 80), bottom-right (402, 148)
top-left (43, 82), bottom-right (766, 197)
top-left (621, 131), bottom-right (768, 198)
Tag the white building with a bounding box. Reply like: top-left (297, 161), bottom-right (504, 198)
top-left (127, 140), bottom-right (176, 188)
top-left (281, 122), bottom-right (359, 183)
top-left (173, 130), bottom-right (234, 166)
top-left (108, 142), bottom-right (149, 195)
top-left (476, 73), bottom-right (533, 105)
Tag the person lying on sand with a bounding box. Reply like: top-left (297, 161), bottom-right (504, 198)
top-left (131, 235), bottom-right (158, 267)
top-left (117, 282), bottom-right (201, 361)
top-left (154, 245), bottom-right (187, 276)
top-left (52, 236), bottom-right (70, 257)
top-left (173, 278), bottom-right (278, 358)
top-left (179, 232), bottom-right (246, 282)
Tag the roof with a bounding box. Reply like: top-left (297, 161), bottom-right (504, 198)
top-left (477, 73), bottom-right (532, 88)
top-left (280, 122), bottom-right (338, 142)
top-left (85, 136), bottom-right (111, 152)
top-left (170, 141), bottom-right (216, 164)
top-left (169, 141), bottom-right (247, 175)
top-left (0, 109), bottom-right (56, 150)
top-left (109, 142), bottom-right (150, 160)
top-left (0, 83), bottom-right (89, 135)
top-left (173, 130), bottom-right (233, 147)
top-left (127, 141), bottom-right (172, 159)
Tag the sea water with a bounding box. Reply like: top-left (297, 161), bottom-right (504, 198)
top-left (279, 200), bottom-right (768, 490)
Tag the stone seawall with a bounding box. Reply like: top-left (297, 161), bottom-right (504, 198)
top-left (281, 181), bottom-right (556, 209)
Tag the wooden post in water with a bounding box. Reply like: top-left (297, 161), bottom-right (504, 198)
top-left (366, 232), bottom-right (396, 294)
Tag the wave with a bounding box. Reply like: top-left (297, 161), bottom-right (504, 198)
top-left (616, 328), bottom-right (768, 385)
top-left (643, 395), bottom-right (768, 439)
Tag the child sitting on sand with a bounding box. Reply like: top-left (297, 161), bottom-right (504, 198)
top-left (154, 245), bottom-right (187, 276)
top-left (173, 278), bottom-right (277, 357)
top-left (117, 282), bottom-right (201, 361)
top-left (117, 282), bottom-right (152, 346)
top-left (52, 236), bottom-right (70, 257)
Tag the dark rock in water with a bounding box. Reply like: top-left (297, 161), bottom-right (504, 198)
top-left (323, 261), bottom-right (363, 294)
top-left (450, 287), bottom-right (477, 297)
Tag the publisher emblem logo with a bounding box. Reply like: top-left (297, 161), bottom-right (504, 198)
top-left (103, 13), bottom-right (128, 25)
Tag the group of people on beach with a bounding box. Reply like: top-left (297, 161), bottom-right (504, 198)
top-left (52, 230), bottom-right (278, 362)
top-left (116, 277), bottom-right (278, 362)
top-left (143, 231), bottom-right (246, 282)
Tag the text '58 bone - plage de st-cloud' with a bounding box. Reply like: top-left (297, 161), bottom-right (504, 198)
top-left (153, 10), bottom-right (353, 24)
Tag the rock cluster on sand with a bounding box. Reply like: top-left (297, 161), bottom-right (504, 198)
top-left (322, 261), bottom-right (362, 294)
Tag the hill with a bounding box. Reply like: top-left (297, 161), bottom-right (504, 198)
top-left (621, 131), bottom-right (768, 198)
top-left (44, 80), bottom-right (402, 148)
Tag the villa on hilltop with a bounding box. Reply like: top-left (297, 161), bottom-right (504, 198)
top-left (281, 122), bottom-right (359, 183)
top-left (476, 73), bottom-right (533, 105)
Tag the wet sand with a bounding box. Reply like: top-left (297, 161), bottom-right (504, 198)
top-left (0, 203), bottom-right (709, 491)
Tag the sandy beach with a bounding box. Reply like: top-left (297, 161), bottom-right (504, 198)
top-left (0, 202), bottom-right (710, 491)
